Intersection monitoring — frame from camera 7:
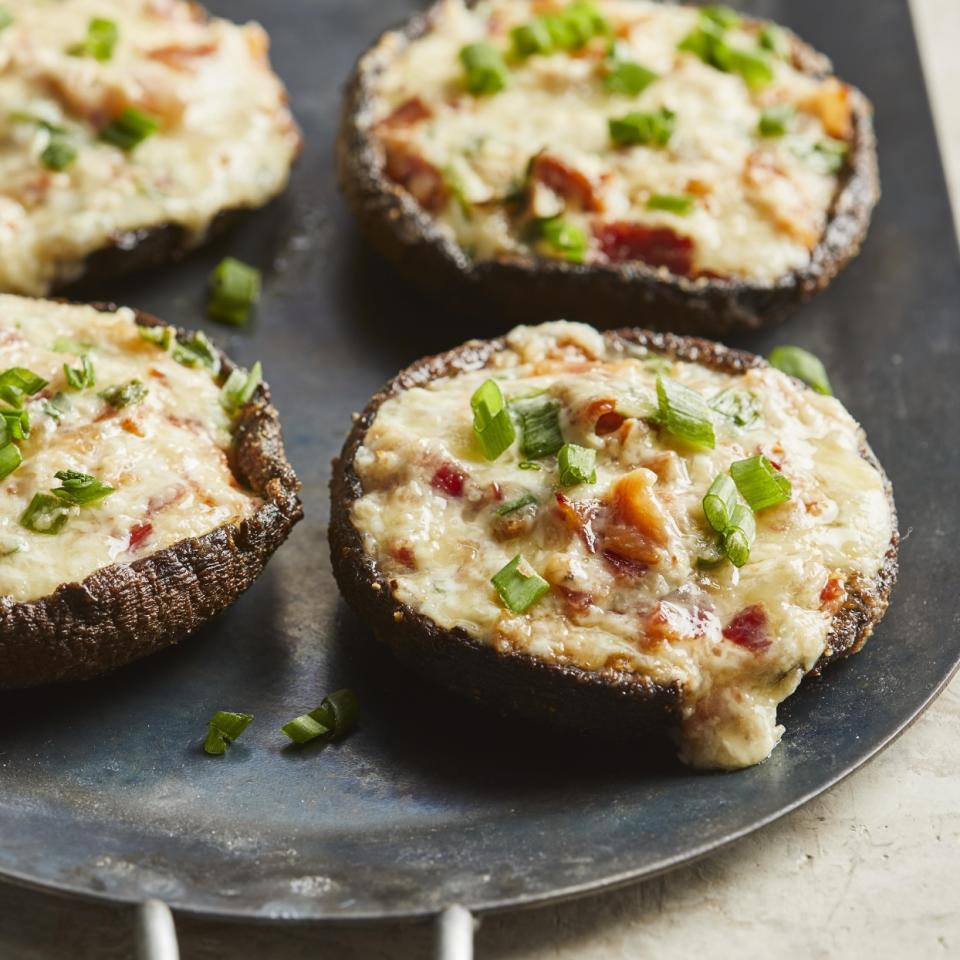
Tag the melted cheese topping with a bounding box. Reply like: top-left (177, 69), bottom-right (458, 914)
top-left (0, 295), bottom-right (257, 602)
top-left (370, 0), bottom-right (852, 281)
top-left (351, 322), bottom-right (894, 769)
top-left (0, 0), bottom-right (299, 295)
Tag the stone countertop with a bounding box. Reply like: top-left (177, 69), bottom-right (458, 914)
top-left (2, 2), bottom-right (958, 957)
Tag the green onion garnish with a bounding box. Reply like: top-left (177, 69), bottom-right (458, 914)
top-left (41, 139), bottom-right (77, 172)
top-left (69, 17), bottom-right (118, 61)
top-left (42, 392), bottom-right (70, 421)
top-left (758, 104), bottom-right (794, 137)
top-left (539, 217), bottom-right (587, 262)
top-left (471, 378), bottom-right (516, 461)
top-left (0, 9), bottom-right (12, 31)
top-left (99, 379), bottom-right (147, 410)
top-left (0, 407), bottom-right (29, 443)
top-left (605, 59), bottom-right (659, 97)
top-left (491, 554), bottom-right (550, 613)
top-left (722, 502), bottom-right (756, 567)
top-left (52, 337), bottom-right (91, 355)
top-left (0, 443), bottom-right (22, 481)
top-left (281, 714), bottom-right (330, 745)
top-left (811, 137), bottom-right (849, 174)
top-left (20, 492), bottom-right (71, 535)
top-left (511, 20), bottom-right (553, 58)
top-left (203, 711), bottom-right (253, 756)
top-left (51, 470), bottom-right (114, 506)
top-left (100, 107), bottom-right (159, 151)
top-left (647, 193), bottom-right (695, 215)
top-left (758, 25), bottom-right (788, 57)
top-left (221, 362), bottom-right (262, 417)
top-left (459, 42), bottom-right (509, 96)
top-left (0, 367), bottom-right (47, 405)
top-left (64, 355), bottom-right (95, 390)
top-left (496, 492), bottom-right (538, 516)
top-left (518, 460), bottom-right (542, 471)
top-left (139, 324), bottom-right (175, 350)
top-left (655, 375), bottom-right (716, 448)
top-left (515, 398), bottom-right (564, 459)
top-left (722, 47), bottom-right (774, 89)
top-left (557, 443), bottom-right (597, 487)
top-left (768, 345), bottom-right (832, 395)
top-left (730, 455), bottom-right (791, 511)
top-left (282, 689), bottom-right (359, 745)
top-left (207, 257), bottom-right (261, 326)
top-left (172, 330), bottom-right (221, 374)
top-left (695, 539), bottom-right (726, 569)
top-left (444, 165), bottom-right (473, 219)
top-left (609, 108), bottom-right (675, 147)
top-left (678, 24), bottom-right (773, 89)
top-left (562, 1), bottom-right (609, 45)
top-left (710, 387), bottom-right (760, 427)
top-left (703, 474), bottom-right (738, 533)
top-left (700, 5), bottom-right (741, 29)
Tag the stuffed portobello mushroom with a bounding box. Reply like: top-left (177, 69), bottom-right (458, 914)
top-left (0, 295), bottom-right (301, 688)
top-left (338, 0), bottom-right (878, 335)
top-left (330, 321), bottom-right (897, 770)
top-left (0, 0), bottom-right (300, 296)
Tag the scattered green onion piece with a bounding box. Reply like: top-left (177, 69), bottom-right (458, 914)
top-left (563, 2), bottom-right (609, 44)
top-left (518, 460), bottom-right (542, 471)
top-left (538, 217), bottom-right (587, 262)
top-left (0, 407), bottom-right (29, 443)
top-left (139, 324), bottom-right (175, 350)
top-left (221, 362), bottom-right (262, 417)
top-left (515, 398), bottom-right (564, 459)
top-left (722, 502), bottom-right (756, 567)
top-left (100, 107), bottom-right (159, 151)
top-left (20, 492), bottom-right (71, 535)
top-left (69, 17), bottom-right (118, 61)
top-left (647, 193), bottom-right (695, 215)
top-left (605, 59), bottom-right (658, 96)
top-left (678, 24), bottom-right (773, 89)
top-left (768, 345), bottom-right (833, 395)
top-left (9, 111), bottom-right (66, 134)
top-left (557, 443), bottom-right (597, 487)
top-left (64, 355), bottom-right (95, 390)
top-left (172, 330), bottom-right (221, 374)
top-left (459, 42), bottom-right (509, 96)
top-left (696, 539), bottom-right (726, 569)
top-left (207, 257), bottom-right (261, 326)
top-left (730, 455), bottom-right (791, 511)
top-left (655, 375), bottom-right (716, 448)
top-left (542, 13), bottom-right (578, 50)
top-left (203, 711), bottom-right (253, 755)
top-left (0, 443), bottom-right (21, 481)
top-left (99, 379), bottom-right (147, 410)
top-left (51, 470), bottom-right (114, 506)
top-left (42, 392), bottom-right (70, 421)
top-left (758, 24), bottom-right (788, 57)
top-left (0, 367), bottom-right (48, 405)
top-left (496, 492), bottom-right (538, 516)
top-left (758, 104), bottom-right (794, 137)
top-left (0, 9), bottom-right (12, 31)
top-left (41, 139), bottom-right (77, 172)
top-left (311, 688), bottom-right (360, 740)
top-left (471, 378), bottom-right (516, 461)
top-left (491, 554), bottom-right (550, 614)
top-left (811, 137), bottom-right (849, 174)
top-left (52, 336), bottom-right (91, 355)
top-left (609, 108), bottom-right (675, 147)
top-left (444, 165), bottom-right (473, 219)
top-left (703, 474), bottom-right (739, 533)
top-left (281, 714), bottom-right (330, 745)
top-left (511, 20), bottom-right (553, 58)
top-left (701, 5), bottom-right (740, 28)
top-left (710, 387), bottom-right (759, 427)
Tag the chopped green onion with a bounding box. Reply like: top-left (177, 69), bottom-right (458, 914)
top-left (605, 59), bottom-right (659, 96)
top-left (491, 554), bottom-right (550, 613)
top-left (647, 193), bottom-right (695, 215)
top-left (0, 443), bottom-right (21, 481)
top-left (172, 330), bottom-right (221, 374)
top-left (730, 455), bottom-right (792, 511)
top-left (52, 336), bottom-right (91, 355)
top-left (69, 17), bottom-right (118, 61)
top-left (139, 324), bottom-right (175, 349)
top-left (100, 107), bottom-right (159, 151)
top-left (758, 24), bottom-right (788, 57)
top-left (41, 139), bottom-right (77, 172)
top-left (703, 474), bottom-right (738, 533)
top-left (701, 6), bottom-right (741, 29)
top-left (722, 502), bottom-right (756, 567)
top-left (557, 443), bottom-right (597, 487)
top-left (51, 470), bottom-right (114, 506)
top-left (609, 108), bottom-right (675, 147)
top-left (0, 407), bottom-right (29, 443)
top-left (496, 492), bottom-right (538, 516)
top-left (221, 362), bottom-right (262, 417)
top-left (696, 539), bottom-right (726, 569)
top-left (542, 13), bottom-right (578, 50)
top-left (203, 711), bottom-right (253, 755)
top-left (64, 355), bottom-right (95, 390)
top-left (20, 492), bottom-right (71, 535)
top-left (678, 24), bottom-right (773, 89)
top-left (282, 689), bottom-right (359, 745)
top-left (281, 714), bottom-right (330, 745)
top-left (518, 460), bottom-right (542, 471)
top-left (514, 398), bottom-right (564, 459)
top-left (460, 42), bottom-right (509, 95)
top-left (99, 379), bottom-right (147, 410)
top-left (444, 165), bottom-right (473, 219)
top-left (0, 367), bottom-right (47, 405)
top-left (207, 257), bottom-right (261, 326)
top-left (9, 111), bottom-right (67, 134)
top-left (471, 378), bottom-right (516, 461)
top-left (0, 9), bottom-right (12, 31)
top-left (563, 2), bottom-right (609, 45)
top-left (655, 375), bottom-right (715, 448)
top-left (511, 19), bottom-right (553, 58)
top-left (710, 387), bottom-right (759, 427)
top-left (811, 137), bottom-right (849, 174)
top-left (768, 345), bottom-right (832, 395)
top-left (42, 392), bottom-right (70, 421)
top-left (538, 217), bottom-right (587, 262)
top-left (758, 104), bottom-right (794, 137)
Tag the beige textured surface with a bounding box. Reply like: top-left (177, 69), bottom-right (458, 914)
top-left (1, 3), bottom-right (958, 957)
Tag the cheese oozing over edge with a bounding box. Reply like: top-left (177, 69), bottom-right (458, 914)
top-left (0, 0), bottom-right (300, 295)
top-left (0, 295), bottom-right (258, 602)
top-left (350, 321), bottom-right (894, 769)
top-left (368, 0), bottom-right (856, 282)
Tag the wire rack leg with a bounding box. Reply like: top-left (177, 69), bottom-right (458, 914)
top-left (434, 904), bottom-right (475, 960)
top-left (135, 900), bottom-right (180, 960)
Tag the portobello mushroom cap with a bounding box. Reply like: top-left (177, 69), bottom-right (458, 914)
top-left (337, 2), bottom-right (879, 336)
top-left (0, 305), bottom-right (302, 689)
top-left (329, 328), bottom-right (898, 753)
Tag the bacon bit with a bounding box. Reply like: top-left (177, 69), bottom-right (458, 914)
top-left (685, 178), bottom-right (712, 198)
top-left (555, 492), bottom-right (600, 553)
top-left (595, 221), bottom-right (695, 276)
top-left (609, 470), bottom-right (669, 547)
top-left (147, 484), bottom-right (187, 515)
top-left (379, 96), bottom-right (433, 129)
top-left (389, 544), bottom-right (417, 570)
top-left (801, 78), bottom-right (853, 140)
top-left (595, 411), bottom-right (626, 436)
top-left (602, 550), bottom-right (648, 578)
top-left (556, 585), bottom-right (594, 613)
top-left (147, 41), bottom-right (218, 69)
top-left (431, 463), bottom-right (466, 497)
top-left (723, 605), bottom-right (772, 653)
top-left (531, 153), bottom-right (604, 212)
top-left (820, 576), bottom-right (846, 609)
top-left (120, 418), bottom-right (144, 437)
top-left (128, 522), bottom-right (153, 551)
top-left (643, 601), bottom-right (707, 645)
top-left (167, 413), bottom-right (203, 433)
top-left (147, 367), bottom-right (168, 381)
top-left (383, 142), bottom-right (447, 212)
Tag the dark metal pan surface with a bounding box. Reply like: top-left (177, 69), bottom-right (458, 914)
top-left (0, 0), bottom-right (957, 925)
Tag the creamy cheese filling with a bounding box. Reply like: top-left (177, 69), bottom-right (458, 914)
top-left (369, 0), bottom-right (853, 281)
top-left (351, 321), bottom-right (894, 769)
top-left (0, 0), bottom-right (299, 295)
top-left (0, 295), bottom-right (258, 602)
